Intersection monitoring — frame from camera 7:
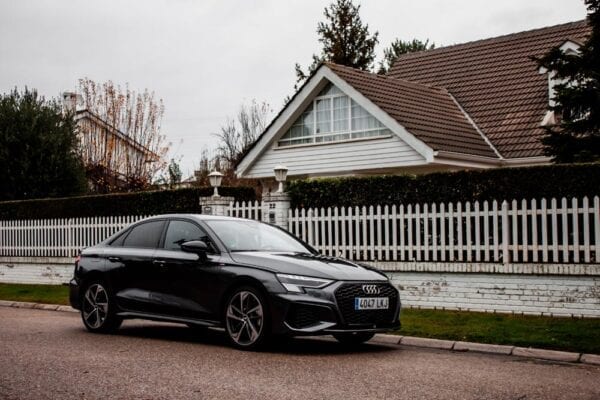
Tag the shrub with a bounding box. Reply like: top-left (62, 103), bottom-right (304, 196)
top-left (0, 187), bottom-right (256, 220)
top-left (287, 163), bottom-right (600, 208)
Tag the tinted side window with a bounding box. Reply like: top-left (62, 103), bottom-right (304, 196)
top-left (109, 230), bottom-right (128, 247)
top-left (122, 221), bottom-right (165, 248)
top-left (163, 220), bottom-right (209, 251)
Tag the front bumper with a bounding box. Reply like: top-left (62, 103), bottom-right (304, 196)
top-left (69, 278), bottom-right (81, 310)
top-left (269, 281), bottom-right (401, 336)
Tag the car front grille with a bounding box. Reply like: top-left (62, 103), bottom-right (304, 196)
top-left (285, 303), bottom-right (336, 329)
top-left (334, 283), bottom-right (399, 326)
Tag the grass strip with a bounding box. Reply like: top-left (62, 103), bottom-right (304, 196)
top-left (394, 308), bottom-right (600, 354)
top-left (0, 283), bottom-right (69, 305)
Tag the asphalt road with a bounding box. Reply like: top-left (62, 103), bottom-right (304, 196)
top-left (0, 307), bottom-right (599, 400)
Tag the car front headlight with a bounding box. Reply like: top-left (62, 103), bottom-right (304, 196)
top-left (276, 273), bottom-right (333, 293)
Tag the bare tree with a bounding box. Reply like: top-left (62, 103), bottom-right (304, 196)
top-left (77, 78), bottom-right (170, 192)
top-left (193, 147), bottom-right (218, 186)
top-left (214, 100), bottom-right (271, 171)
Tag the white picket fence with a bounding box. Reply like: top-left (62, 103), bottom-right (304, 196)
top-left (0, 216), bottom-right (148, 258)
top-left (0, 197), bottom-right (598, 264)
top-left (227, 200), bottom-right (262, 220)
top-left (288, 197), bottom-right (600, 264)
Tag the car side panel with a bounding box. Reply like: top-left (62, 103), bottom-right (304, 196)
top-left (152, 249), bottom-right (224, 320)
top-left (102, 247), bottom-right (171, 314)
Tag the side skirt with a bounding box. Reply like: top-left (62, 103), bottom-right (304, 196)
top-left (116, 311), bottom-right (221, 328)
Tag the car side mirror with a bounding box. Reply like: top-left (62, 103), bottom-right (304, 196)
top-left (181, 241), bottom-right (209, 260)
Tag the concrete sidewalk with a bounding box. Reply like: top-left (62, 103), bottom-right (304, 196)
top-left (1, 299), bottom-right (598, 366)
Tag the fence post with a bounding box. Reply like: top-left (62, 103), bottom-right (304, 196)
top-left (67, 218), bottom-right (72, 257)
top-left (501, 200), bottom-right (510, 265)
top-left (261, 191), bottom-right (291, 230)
top-left (199, 195), bottom-right (235, 217)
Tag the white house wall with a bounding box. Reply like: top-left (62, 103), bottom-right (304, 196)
top-left (244, 135), bottom-right (426, 178)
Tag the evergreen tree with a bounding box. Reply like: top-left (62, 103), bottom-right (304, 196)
top-left (537, 0), bottom-right (600, 163)
top-left (295, 0), bottom-right (379, 88)
top-left (0, 88), bottom-right (87, 201)
top-left (167, 158), bottom-right (183, 187)
top-left (378, 38), bottom-right (435, 74)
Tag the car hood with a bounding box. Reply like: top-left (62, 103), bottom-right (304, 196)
top-left (229, 252), bottom-right (388, 281)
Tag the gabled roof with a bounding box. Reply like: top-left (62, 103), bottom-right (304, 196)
top-left (75, 109), bottom-right (159, 159)
top-left (326, 63), bottom-right (498, 158)
top-left (388, 20), bottom-right (591, 159)
top-left (237, 20), bottom-right (591, 176)
top-left (236, 62), bottom-right (499, 176)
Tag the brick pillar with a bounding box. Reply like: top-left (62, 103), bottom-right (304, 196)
top-left (261, 191), bottom-right (291, 230)
top-left (199, 196), bottom-right (235, 217)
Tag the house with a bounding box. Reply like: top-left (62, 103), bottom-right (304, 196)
top-left (62, 92), bottom-right (160, 190)
top-left (235, 20), bottom-right (590, 190)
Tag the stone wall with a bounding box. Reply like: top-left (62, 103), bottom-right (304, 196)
top-left (387, 272), bottom-right (600, 318)
top-left (0, 257), bottom-right (73, 285)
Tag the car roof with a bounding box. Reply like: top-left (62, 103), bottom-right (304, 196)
top-left (140, 214), bottom-right (253, 222)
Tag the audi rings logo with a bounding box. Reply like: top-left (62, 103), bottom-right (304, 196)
top-left (361, 285), bottom-right (381, 295)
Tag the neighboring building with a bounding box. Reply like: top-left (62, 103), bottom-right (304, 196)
top-left (236, 20), bottom-right (590, 190)
top-left (62, 92), bottom-right (160, 190)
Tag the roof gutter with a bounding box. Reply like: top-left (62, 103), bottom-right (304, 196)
top-left (434, 150), bottom-right (503, 167)
top-left (500, 156), bottom-right (552, 167)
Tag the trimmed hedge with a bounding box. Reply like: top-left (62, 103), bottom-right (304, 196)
top-left (287, 163), bottom-right (600, 208)
top-left (0, 187), bottom-right (256, 220)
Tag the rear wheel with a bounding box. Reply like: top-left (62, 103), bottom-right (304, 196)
top-left (333, 332), bottom-right (375, 345)
top-left (81, 281), bottom-right (122, 333)
top-left (224, 286), bottom-right (269, 350)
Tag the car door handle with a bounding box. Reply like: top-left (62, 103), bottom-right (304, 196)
top-left (107, 256), bottom-right (121, 262)
top-left (152, 259), bottom-right (167, 267)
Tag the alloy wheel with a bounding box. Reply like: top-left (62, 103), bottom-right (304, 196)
top-left (82, 283), bottom-right (109, 329)
top-left (225, 290), bottom-right (264, 346)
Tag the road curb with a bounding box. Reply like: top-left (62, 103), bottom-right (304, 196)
top-left (0, 300), bottom-right (598, 366)
top-left (453, 341), bottom-right (514, 355)
top-left (400, 336), bottom-right (454, 350)
top-left (1, 300), bottom-right (77, 313)
top-left (374, 333), bottom-right (599, 366)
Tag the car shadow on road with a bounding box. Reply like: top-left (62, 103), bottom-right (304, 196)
top-left (113, 320), bottom-right (397, 356)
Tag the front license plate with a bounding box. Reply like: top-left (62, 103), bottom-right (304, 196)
top-left (354, 297), bottom-right (389, 310)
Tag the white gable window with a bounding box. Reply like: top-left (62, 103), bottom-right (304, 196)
top-left (278, 83), bottom-right (391, 147)
top-left (538, 41), bottom-right (582, 127)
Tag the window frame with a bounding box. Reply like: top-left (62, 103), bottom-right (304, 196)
top-left (162, 218), bottom-right (220, 254)
top-left (114, 219), bottom-right (167, 249)
top-left (277, 84), bottom-right (391, 148)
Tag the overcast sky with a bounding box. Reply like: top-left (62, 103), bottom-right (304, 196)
top-left (0, 0), bottom-right (588, 177)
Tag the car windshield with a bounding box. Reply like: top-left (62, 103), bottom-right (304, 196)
top-left (205, 220), bottom-right (311, 253)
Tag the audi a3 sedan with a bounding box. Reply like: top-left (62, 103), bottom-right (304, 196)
top-left (69, 214), bottom-right (401, 349)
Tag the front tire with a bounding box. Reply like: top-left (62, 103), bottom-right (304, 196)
top-left (333, 332), bottom-right (375, 345)
top-left (224, 286), bottom-right (269, 350)
top-left (81, 281), bottom-right (122, 333)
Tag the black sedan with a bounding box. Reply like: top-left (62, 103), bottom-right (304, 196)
top-left (69, 214), bottom-right (401, 349)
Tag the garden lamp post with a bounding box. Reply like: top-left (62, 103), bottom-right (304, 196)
top-left (274, 165), bottom-right (288, 193)
top-left (208, 171), bottom-right (224, 197)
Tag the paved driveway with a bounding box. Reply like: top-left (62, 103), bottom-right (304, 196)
top-left (0, 307), bottom-right (598, 400)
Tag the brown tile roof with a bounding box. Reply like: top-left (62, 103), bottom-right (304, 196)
top-left (387, 20), bottom-right (591, 159)
top-left (327, 63), bottom-right (498, 158)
